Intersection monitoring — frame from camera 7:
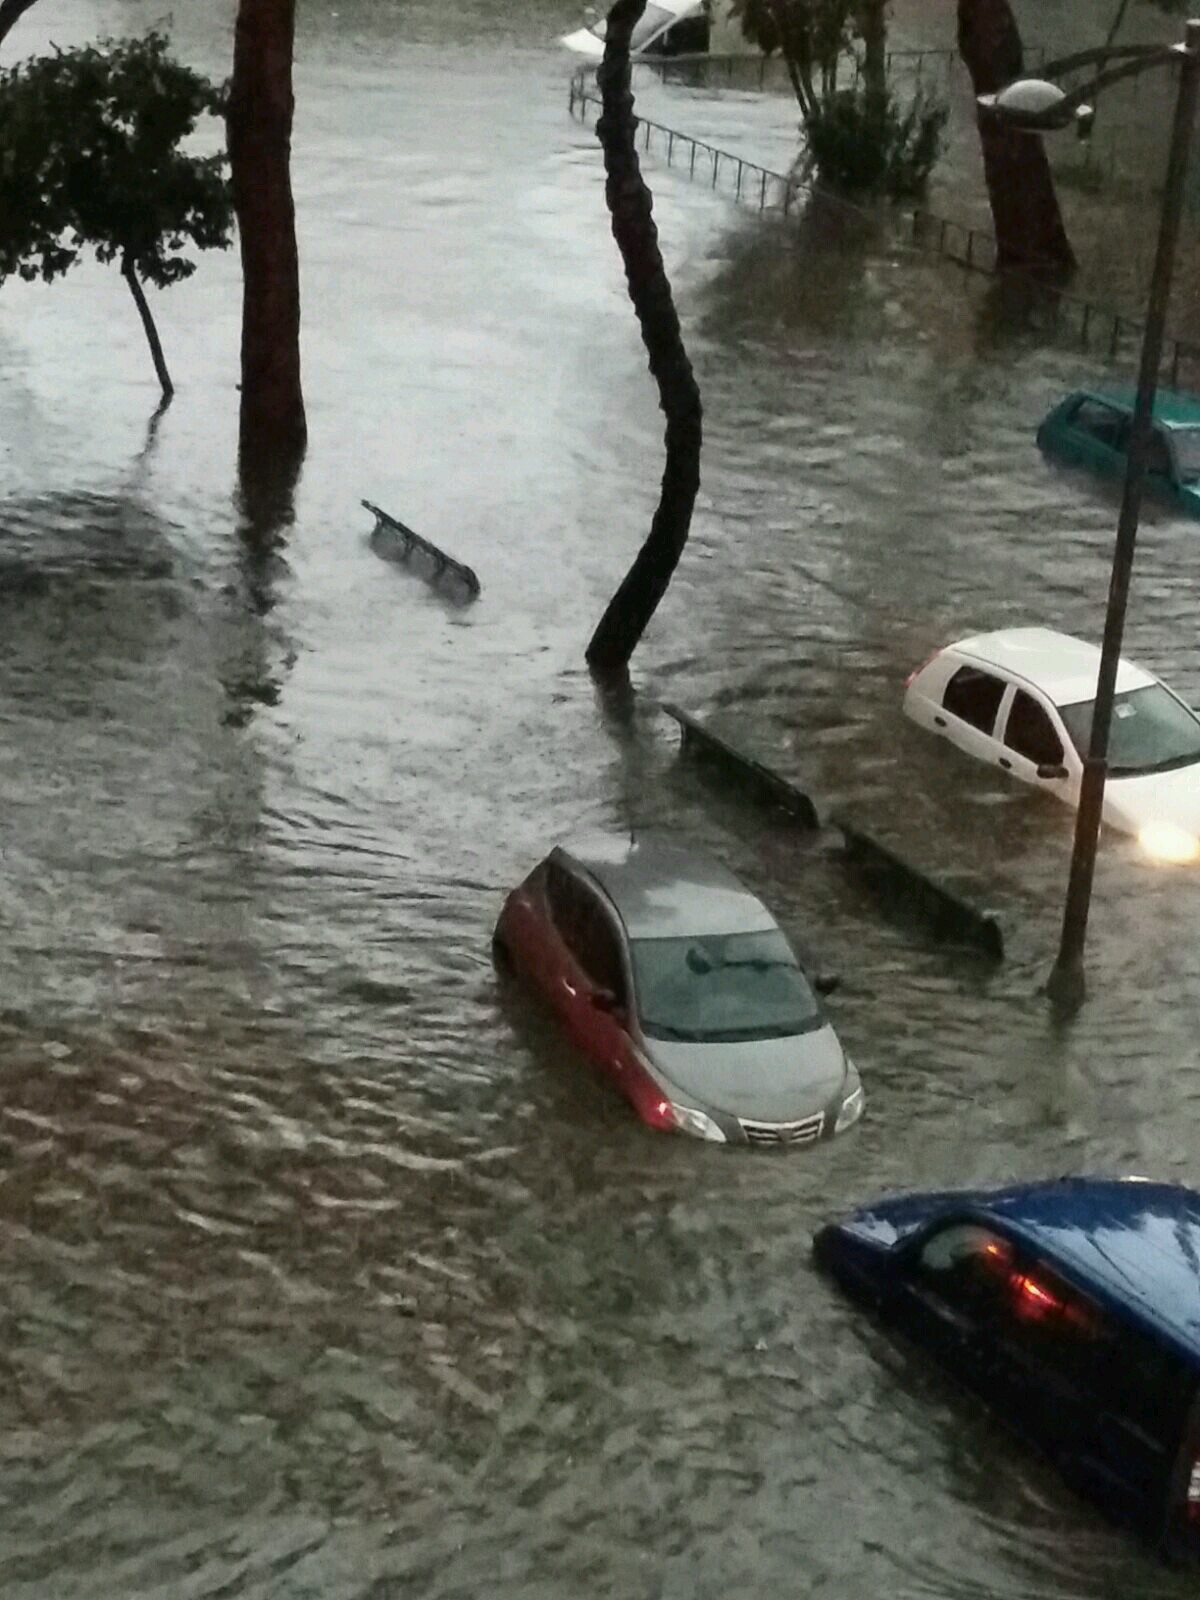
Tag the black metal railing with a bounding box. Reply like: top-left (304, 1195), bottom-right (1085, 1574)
top-left (568, 68), bottom-right (1200, 385)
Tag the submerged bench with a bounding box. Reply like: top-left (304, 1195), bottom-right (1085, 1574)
top-left (833, 814), bottom-right (1005, 961)
top-left (659, 700), bottom-right (1005, 959)
top-left (363, 499), bottom-right (480, 600)
top-left (659, 701), bottom-right (819, 828)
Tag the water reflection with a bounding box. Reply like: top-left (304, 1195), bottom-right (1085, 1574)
top-left (4, 3), bottom-right (1200, 1597)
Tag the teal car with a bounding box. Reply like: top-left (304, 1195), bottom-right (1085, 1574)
top-left (1036, 388), bottom-right (1200, 517)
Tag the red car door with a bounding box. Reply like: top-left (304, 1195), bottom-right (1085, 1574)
top-left (540, 860), bottom-right (637, 1092)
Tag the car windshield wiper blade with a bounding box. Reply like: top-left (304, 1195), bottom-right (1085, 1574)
top-left (643, 1021), bottom-right (700, 1041)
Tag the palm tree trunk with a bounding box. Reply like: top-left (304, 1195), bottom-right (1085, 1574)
top-left (0, 0), bottom-right (40, 51)
top-left (121, 253), bottom-right (174, 400)
top-left (585, 0), bottom-right (703, 678)
top-left (227, 0), bottom-right (307, 467)
top-left (958, 0), bottom-right (1075, 277)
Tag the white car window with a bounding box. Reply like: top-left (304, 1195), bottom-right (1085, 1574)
top-left (1004, 691), bottom-right (1065, 768)
top-left (942, 666), bottom-right (1007, 736)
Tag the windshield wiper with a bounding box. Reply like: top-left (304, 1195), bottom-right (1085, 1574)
top-left (643, 1021), bottom-right (700, 1042)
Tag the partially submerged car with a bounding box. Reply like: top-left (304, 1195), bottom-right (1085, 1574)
top-left (493, 833), bottom-right (863, 1145)
top-left (814, 1177), bottom-right (1200, 1557)
top-left (1036, 388), bottom-right (1200, 517)
top-left (560, 0), bottom-right (709, 59)
top-left (904, 627), bottom-right (1200, 861)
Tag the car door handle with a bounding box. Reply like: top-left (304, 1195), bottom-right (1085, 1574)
top-left (999, 757), bottom-right (1011, 769)
top-left (934, 715), bottom-right (946, 728)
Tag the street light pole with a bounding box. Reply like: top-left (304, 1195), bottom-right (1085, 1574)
top-left (1045, 17), bottom-right (1200, 1010)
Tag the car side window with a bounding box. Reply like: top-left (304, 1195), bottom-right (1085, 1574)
top-left (1004, 691), bottom-right (1065, 767)
top-left (1146, 427), bottom-right (1173, 479)
top-left (1070, 398), bottom-right (1126, 449)
top-left (942, 667), bottom-right (1007, 735)
top-left (544, 862), bottom-right (626, 1001)
top-left (990, 1257), bottom-right (1109, 1385)
top-left (911, 1223), bottom-right (1016, 1321)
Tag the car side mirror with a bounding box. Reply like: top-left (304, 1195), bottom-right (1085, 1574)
top-left (1036, 762), bottom-right (1068, 781)
top-left (814, 972), bottom-right (841, 997)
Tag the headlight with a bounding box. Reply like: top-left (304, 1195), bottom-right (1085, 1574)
top-left (1138, 822), bottom-right (1200, 864)
top-left (669, 1103), bottom-right (727, 1143)
top-left (834, 1072), bottom-right (865, 1134)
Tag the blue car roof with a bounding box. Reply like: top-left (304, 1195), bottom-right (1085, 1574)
top-left (1081, 388), bottom-right (1200, 428)
top-left (962, 1179), bottom-right (1200, 1364)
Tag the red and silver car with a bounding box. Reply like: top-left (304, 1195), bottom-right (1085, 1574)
top-left (493, 834), bottom-right (863, 1147)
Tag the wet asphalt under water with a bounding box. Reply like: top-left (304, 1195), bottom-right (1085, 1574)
top-left (4, 2), bottom-right (1200, 1595)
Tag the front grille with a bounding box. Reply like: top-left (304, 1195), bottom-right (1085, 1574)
top-left (739, 1111), bottom-right (824, 1148)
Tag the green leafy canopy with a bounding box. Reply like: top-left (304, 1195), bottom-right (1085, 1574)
top-left (0, 29), bottom-right (233, 288)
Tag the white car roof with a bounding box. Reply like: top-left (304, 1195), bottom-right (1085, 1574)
top-left (560, 0), bottom-right (703, 57)
top-left (559, 833), bottom-right (778, 940)
top-left (946, 627), bottom-right (1155, 708)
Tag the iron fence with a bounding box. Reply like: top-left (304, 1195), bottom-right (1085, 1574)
top-left (568, 69), bottom-right (1200, 386)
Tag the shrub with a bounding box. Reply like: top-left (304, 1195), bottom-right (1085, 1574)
top-left (804, 85), bottom-right (948, 197)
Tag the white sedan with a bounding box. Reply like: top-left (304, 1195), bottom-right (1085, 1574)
top-left (903, 627), bottom-right (1200, 862)
top-left (560, 0), bottom-right (705, 58)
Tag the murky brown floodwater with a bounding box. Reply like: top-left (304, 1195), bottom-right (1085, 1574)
top-left (5, 2), bottom-right (1200, 1595)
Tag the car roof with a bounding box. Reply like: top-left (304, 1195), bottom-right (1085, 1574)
top-left (944, 626), bottom-right (1155, 707)
top-left (968, 1178), bottom-right (1200, 1366)
top-left (558, 833), bottom-right (778, 940)
top-left (1080, 387), bottom-right (1200, 428)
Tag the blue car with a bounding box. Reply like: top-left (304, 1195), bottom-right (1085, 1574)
top-left (814, 1177), bottom-right (1200, 1556)
top-left (1036, 388), bottom-right (1200, 517)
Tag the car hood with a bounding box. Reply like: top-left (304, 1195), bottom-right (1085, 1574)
top-left (1103, 760), bottom-right (1200, 836)
top-left (642, 1023), bottom-right (847, 1123)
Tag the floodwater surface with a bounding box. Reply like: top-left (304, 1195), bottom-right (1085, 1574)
top-left (4, 2), bottom-right (1200, 1597)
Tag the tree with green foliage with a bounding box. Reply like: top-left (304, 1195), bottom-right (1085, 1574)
top-left (0, 30), bottom-right (233, 398)
top-left (729, 0), bottom-right (946, 197)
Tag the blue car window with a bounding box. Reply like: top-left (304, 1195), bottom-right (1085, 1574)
top-left (1172, 426), bottom-right (1200, 481)
top-left (913, 1223), bottom-right (1016, 1319)
top-left (1146, 428), bottom-right (1174, 478)
top-left (1070, 398), bottom-right (1126, 450)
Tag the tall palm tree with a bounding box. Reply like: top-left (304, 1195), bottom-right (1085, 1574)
top-left (227, 0), bottom-right (307, 469)
top-left (586, 0), bottom-right (703, 677)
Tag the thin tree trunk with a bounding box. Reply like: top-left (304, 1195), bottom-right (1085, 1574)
top-left (227, 0), bottom-right (307, 468)
top-left (857, 0), bottom-right (887, 105)
top-left (0, 0), bottom-right (40, 51)
top-left (958, 0), bottom-right (1075, 277)
top-left (585, 0), bottom-right (702, 678)
top-left (121, 253), bottom-right (174, 400)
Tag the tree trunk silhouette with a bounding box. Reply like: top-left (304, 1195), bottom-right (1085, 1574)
top-left (121, 253), bottom-right (174, 400)
top-left (227, 0), bottom-right (307, 474)
top-left (856, 0), bottom-right (888, 104)
top-left (586, 0), bottom-right (702, 678)
top-left (958, 0), bottom-right (1075, 276)
top-left (0, 0), bottom-right (40, 51)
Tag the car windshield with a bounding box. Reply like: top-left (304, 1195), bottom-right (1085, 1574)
top-left (588, 4), bottom-right (675, 46)
top-left (1171, 425), bottom-right (1200, 481)
top-left (630, 929), bottom-right (821, 1043)
top-left (1059, 683), bottom-right (1200, 777)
